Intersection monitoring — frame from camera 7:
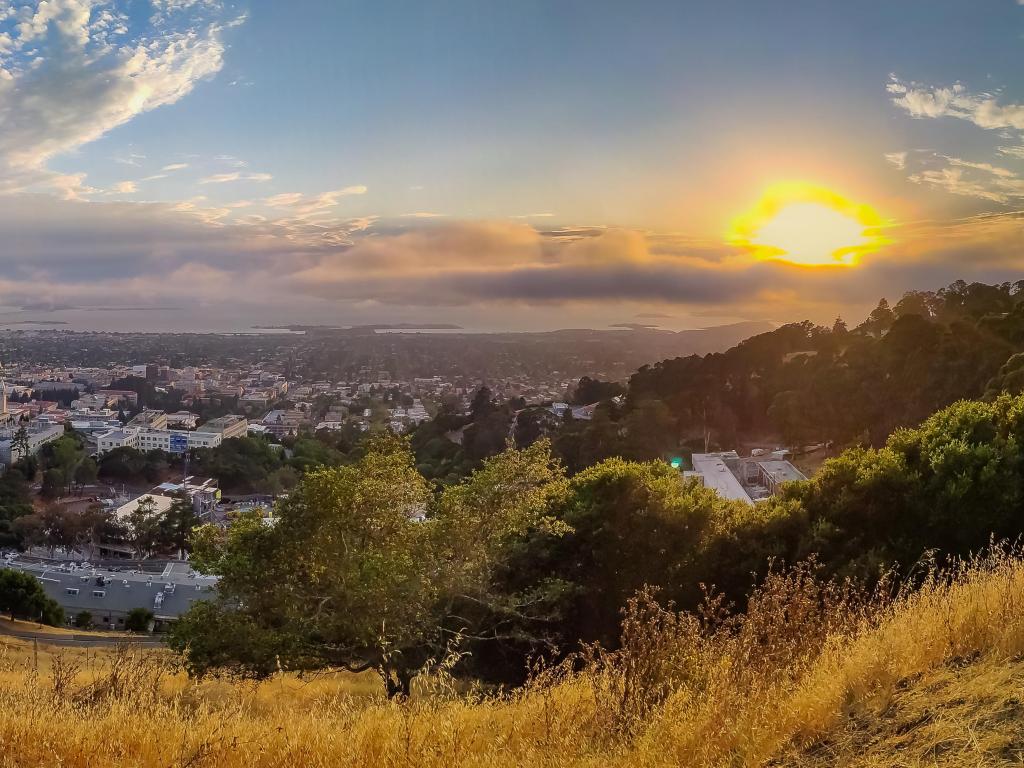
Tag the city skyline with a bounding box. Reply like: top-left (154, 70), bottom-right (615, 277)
top-left (0, 0), bottom-right (1020, 331)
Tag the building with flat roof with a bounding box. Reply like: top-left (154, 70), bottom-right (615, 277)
top-left (96, 428), bottom-right (138, 454)
top-left (0, 422), bottom-right (65, 465)
top-left (127, 409), bottom-right (168, 430)
top-left (688, 450), bottom-right (807, 505)
top-left (195, 414), bottom-right (248, 440)
top-left (2, 557), bottom-right (216, 630)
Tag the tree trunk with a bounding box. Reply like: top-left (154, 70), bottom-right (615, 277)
top-left (381, 665), bottom-right (413, 700)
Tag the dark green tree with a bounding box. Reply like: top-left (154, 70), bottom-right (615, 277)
top-left (0, 568), bottom-right (63, 625)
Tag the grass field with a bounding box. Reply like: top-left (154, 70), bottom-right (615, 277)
top-left (1, 552), bottom-right (1023, 766)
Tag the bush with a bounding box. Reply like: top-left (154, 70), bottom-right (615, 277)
top-left (124, 607), bottom-right (154, 633)
top-left (74, 610), bottom-right (93, 629)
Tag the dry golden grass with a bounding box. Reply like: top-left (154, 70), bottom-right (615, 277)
top-left (2, 551), bottom-right (1024, 767)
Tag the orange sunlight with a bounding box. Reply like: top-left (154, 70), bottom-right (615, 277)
top-left (728, 182), bottom-right (890, 267)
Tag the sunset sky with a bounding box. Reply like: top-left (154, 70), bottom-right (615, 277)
top-left (0, 0), bottom-right (1021, 331)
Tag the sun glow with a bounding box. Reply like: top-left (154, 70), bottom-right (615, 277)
top-left (729, 182), bottom-right (889, 267)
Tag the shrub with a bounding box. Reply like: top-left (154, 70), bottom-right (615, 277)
top-left (124, 608), bottom-right (154, 633)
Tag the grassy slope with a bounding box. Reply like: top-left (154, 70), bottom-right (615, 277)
top-left (782, 656), bottom-right (1024, 767)
top-left (0, 556), bottom-right (1023, 766)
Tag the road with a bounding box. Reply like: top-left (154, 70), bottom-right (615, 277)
top-left (0, 622), bottom-right (165, 648)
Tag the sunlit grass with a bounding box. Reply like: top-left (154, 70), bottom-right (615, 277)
top-left (1, 550), bottom-right (1023, 766)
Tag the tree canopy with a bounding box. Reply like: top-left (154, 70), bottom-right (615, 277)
top-left (171, 436), bottom-right (566, 697)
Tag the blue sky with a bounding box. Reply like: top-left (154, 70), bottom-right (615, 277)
top-left (0, 0), bottom-right (1022, 330)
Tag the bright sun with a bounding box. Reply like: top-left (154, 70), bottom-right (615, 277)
top-left (728, 182), bottom-right (889, 267)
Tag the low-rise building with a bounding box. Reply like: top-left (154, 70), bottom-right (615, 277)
top-left (261, 409), bottom-right (306, 438)
top-left (96, 428), bottom-right (139, 455)
top-left (0, 423), bottom-right (65, 465)
top-left (687, 450), bottom-right (807, 505)
top-left (127, 409), bottom-right (168, 430)
top-left (2, 557), bottom-right (216, 631)
top-left (195, 414), bottom-right (248, 440)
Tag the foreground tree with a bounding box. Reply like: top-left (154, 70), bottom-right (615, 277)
top-left (170, 436), bottom-right (566, 697)
top-left (0, 568), bottom-right (63, 625)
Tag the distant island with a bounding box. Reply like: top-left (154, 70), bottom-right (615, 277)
top-left (252, 323), bottom-right (464, 332)
top-left (1, 320), bottom-right (71, 326)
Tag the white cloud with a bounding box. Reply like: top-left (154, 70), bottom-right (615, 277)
top-left (200, 171), bottom-right (273, 184)
top-left (401, 211), bottom-right (446, 218)
top-left (903, 154), bottom-right (1024, 204)
top-left (214, 154), bottom-right (247, 167)
top-left (889, 76), bottom-right (1024, 131)
top-left (887, 74), bottom-right (1024, 204)
top-left (162, 162), bottom-right (189, 171)
top-left (0, 0), bottom-right (236, 196)
top-left (262, 186), bottom-right (366, 216)
top-left (884, 151), bottom-right (907, 170)
top-left (263, 192), bottom-right (304, 207)
top-left (111, 180), bottom-right (137, 194)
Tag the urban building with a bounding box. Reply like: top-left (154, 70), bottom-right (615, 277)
top-left (195, 414), bottom-right (248, 440)
top-left (0, 423), bottom-right (65, 465)
top-left (686, 450), bottom-right (807, 505)
top-left (2, 557), bottom-right (216, 631)
top-left (127, 409), bottom-right (168, 430)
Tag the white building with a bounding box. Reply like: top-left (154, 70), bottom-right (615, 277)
top-left (96, 428), bottom-right (138, 454)
top-left (96, 427), bottom-right (222, 456)
top-left (687, 450), bottom-right (807, 505)
top-left (0, 423), bottom-right (65, 465)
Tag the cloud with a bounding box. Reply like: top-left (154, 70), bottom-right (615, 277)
top-left (884, 152), bottom-right (907, 170)
top-left (0, 0), bottom-right (237, 196)
top-left (200, 172), bottom-right (273, 184)
top-left (111, 180), bottom-right (137, 194)
top-left (0, 192), bottom-right (1015, 327)
top-left (262, 186), bottom-right (366, 216)
top-left (888, 76), bottom-right (1024, 130)
top-left (400, 211), bottom-right (446, 218)
top-left (894, 151), bottom-right (1024, 204)
top-left (214, 154), bottom-right (247, 167)
top-left (887, 74), bottom-right (1024, 204)
top-left (162, 162), bottom-right (189, 172)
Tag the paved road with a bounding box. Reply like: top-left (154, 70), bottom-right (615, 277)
top-left (0, 624), bottom-right (165, 648)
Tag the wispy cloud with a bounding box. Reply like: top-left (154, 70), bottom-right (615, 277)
top-left (884, 152), bottom-right (907, 170)
top-left (262, 186), bottom-right (366, 215)
top-left (162, 163), bottom-right (189, 172)
top-left (0, 1), bottom-right (238, 197)
top-left (887, 75), bottom-right (1024, 204)
top-left (200, 172), bottom-right (273, 184)
top-left (888, 76), bottom-right (1024, 131)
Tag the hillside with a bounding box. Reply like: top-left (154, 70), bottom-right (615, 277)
top-left (781, 656), bottom-right (1024, 767)
top-left (2, 549), bottom-right (1024, 767)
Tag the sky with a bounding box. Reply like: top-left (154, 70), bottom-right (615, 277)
top-left (0, 0), bottom-right (1020, 332)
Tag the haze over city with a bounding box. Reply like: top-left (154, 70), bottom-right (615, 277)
top-left (0, 0), bottom-right (1016, 332)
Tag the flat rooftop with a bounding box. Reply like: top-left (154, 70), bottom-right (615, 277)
top-left (757, 460), bottom-right (807, 484)
top-left (690, 453), bottom-right (753, 504)
top-left (2, 558), bottom-right (217, 620)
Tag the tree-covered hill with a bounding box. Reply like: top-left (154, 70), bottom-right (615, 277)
top-left (548, 280), bottom-right (1024, 471)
